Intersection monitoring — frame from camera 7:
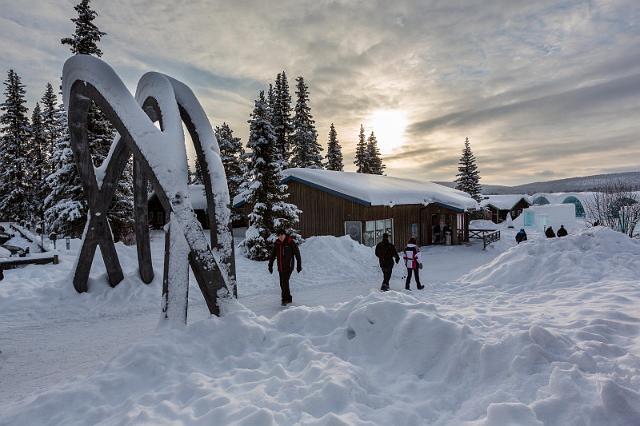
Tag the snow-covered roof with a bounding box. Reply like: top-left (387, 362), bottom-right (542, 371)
top-left (149, 184), bottom-right (208, 211)
top-left (235, 168), bottom-right (478, 211)
top-left (480, 194), bottom-right (530, 210)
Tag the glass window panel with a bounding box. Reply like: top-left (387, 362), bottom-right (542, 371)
top-left (366, 221), bottom-right (375, 231)
top-left (364, 231), bottom-right (375, 247)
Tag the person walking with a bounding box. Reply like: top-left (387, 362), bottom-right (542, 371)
top-left (515, 228), bottom-right (527, 244)
top-left (268, 230), bottom-right (302, 306)
top-left (432, 223), bottom-right (441, 244)
top-left (375, 233), bottom-right (399, 291)
top-left (403, 238), bottom-right (424, 290)
top-left (545, 226), bottom-right (556, 238)
top-left (557, 225), bottom-right (568, 237)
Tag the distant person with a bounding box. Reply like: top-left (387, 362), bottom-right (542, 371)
top-left (545, 226), bottom-right (556, 238)
top-left (375, 233), bottom-right (400, 292)
top-left (442, 224), bottom-right (452, 245)
top-left (593, 220), bottom-right (600, 227)
top-left (432, 223), bottom-right (441, 244)
top-left (268, 230), bottom-right (302, 306)
top-left (403, 238), bottom-right (424, 290)
top-left (557, 225), bottom-right (568, 237)
top-left (515, 228), bottom-right (527, 244)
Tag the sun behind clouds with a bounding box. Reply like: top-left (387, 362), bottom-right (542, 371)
top-left (367, 109), bottom-right (408, 154)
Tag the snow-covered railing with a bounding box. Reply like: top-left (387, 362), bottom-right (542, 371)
top-left (62, 55), bottom-right (236, 319)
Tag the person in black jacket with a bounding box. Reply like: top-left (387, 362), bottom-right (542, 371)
top-left (557, 225), bottom-right (568, 237)
top-left (268, 230), bottom-right (302, 306)
top-left (515, 228), bottom-right (527, 244)
top-left (545, 226), bottom-right (556, 238)
top-left (375, 233), bottom-right (399, 291)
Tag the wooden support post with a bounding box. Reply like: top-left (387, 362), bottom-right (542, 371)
top-left (162, 218), bottom-right (189, 324)
top-left (134, 159), bottom-right (154, 284)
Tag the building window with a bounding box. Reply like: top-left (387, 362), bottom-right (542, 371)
top-left (409, 223), bottom-right (418, 238)
top-left (344, 221), bottom-right (363, 243)
top-left (456, 213), bottom-right (465, 242)
top-left (363, 219), bottom-right (393, 247)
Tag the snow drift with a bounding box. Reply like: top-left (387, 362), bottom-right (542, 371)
top-left (3, 289), bottom-right (639, 425)
top-left (2, 229), bottom-right (639, 425)
top-left (460, 226), bottom-right (640, 291)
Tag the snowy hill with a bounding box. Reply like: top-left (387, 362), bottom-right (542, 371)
top-left (2, 228), bottom-right (640, 425)
top-left (437, 171), bottom-right (640, 195)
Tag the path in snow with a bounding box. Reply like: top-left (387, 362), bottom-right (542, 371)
top-left (0, 231), bottom-right (506, 409)
top-left (2, 226), bottom-right (639, 425)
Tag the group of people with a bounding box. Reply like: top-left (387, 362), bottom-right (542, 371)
top-left (374, 233), bottom-right (424, 292)
top-left (545, 225), bottom-right (568, 238)
top-left (266, 230), bottom-right (426, 305)
top-left (432, 223), bottom-right (452, 245)
top-left (515, 225), bottom-right (568, 244)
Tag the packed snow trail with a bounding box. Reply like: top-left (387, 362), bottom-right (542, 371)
top-left (1, 227), bottom-right (640, 425)
top-left (0, 232), bottom-right (500, 409)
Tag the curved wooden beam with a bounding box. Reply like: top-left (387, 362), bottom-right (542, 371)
top-left (64, 57), bottom-right (236, 317)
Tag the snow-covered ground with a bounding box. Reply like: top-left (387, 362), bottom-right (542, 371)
top-left (1, 224), bottom-right (639, 425)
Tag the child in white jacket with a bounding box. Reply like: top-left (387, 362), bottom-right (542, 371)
top-left (403, 238), bottom-right (424, 290)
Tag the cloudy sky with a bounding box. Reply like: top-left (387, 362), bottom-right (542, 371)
top-left (1, 0), bottom-right (639, 185)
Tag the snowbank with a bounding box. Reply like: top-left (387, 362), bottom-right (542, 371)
top-left (2, 228), bottom-right (640, 425)
top-left (469, 219), bottom-right (499, 230)
top-left (460, 227), bottom-right (640, 291)
top-left (4, 288), bottom-right (639, 425)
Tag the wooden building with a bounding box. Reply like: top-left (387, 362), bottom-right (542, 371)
top-left (480, 195), bottom-right (531, 223)
top-left (234, 168), bottom-right (479, 249)
top-left (148, 185), bottom-right (210, 229)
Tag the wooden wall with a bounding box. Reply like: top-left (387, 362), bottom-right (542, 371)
top-left (286, 181), bottom-right (468, 249)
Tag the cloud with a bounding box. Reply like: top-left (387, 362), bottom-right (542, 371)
top-left (1, 0), bottom-right (639, 185)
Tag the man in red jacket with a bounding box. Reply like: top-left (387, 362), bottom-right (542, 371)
top-left (268, 230), bottom-right (302, 306)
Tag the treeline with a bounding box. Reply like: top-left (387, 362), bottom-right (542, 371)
top-left (0, 0), bottom-right (134, 241)
top-left (0, 0), bottom-right (389, 247)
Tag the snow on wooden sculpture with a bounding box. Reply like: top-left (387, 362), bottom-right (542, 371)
top-left (62, 55), bottom-right (236, 318)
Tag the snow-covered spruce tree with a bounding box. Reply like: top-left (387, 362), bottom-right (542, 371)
top-left (455, 137), bottom-right (482, 202)
top-left (272, 72), bottom-right (293, 167)
top-left (109, 162), bottom-right (135, 243)
top-left (215, 122), bottom-right (246, 221)
top-left (325, 123), bottom-right (343, 171)
top-left (61, 0), bottom-right (105, 57)
top-left (44, 101), bottom-right (87, 238)
top-left (41, 83), bottom-right (62, 178)
top-left (61, 0), bottom-right (134, 242)
top-left (366, 131), bottom-right (385, 175)
top-left (290, 76), bottom-right (323, 169)
top-left (0, 70), bottom-right (30, 222)
top-left (61, 0), bottom-right (113, 167)
top-left (243, 91), bottom-right (300, 260)
top-left (189, 156), bottom-right (204, 184)
top-left (354, 124), bottom-right (369, 173)
top-left (267, 83), bottom-right (276, 113)
top-left (29, 103), bottom-right (49, 222)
